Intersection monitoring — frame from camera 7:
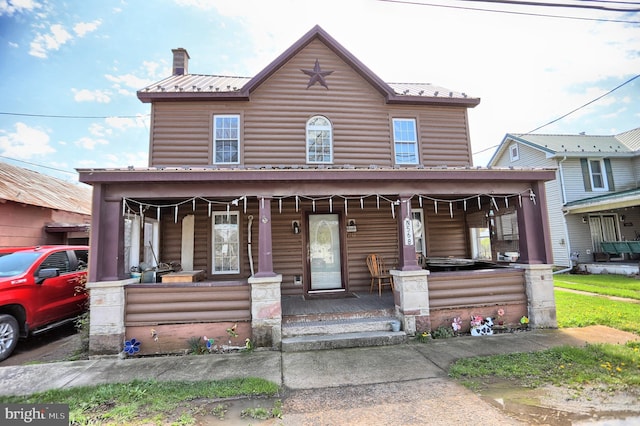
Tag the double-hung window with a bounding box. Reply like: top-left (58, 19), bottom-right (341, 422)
top-left (588, 159), bottom-right (609, 191)
top-left (213, 114), bottom-right (240, 164)
top-left (306, 115), bottom-right (332, 164)
top-left (212, 211), bottom-right (239, 274)
top-left (393, 118), bottom-right (418, 165)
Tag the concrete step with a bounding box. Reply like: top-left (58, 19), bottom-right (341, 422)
top-left (281, 307), bottom-right (396, 325)
top-left (282, 317), bottom-right (400, 337)
top-left (281, 330), bottom-right (407, 352)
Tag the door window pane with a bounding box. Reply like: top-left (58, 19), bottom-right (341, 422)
top-left (212, 212), bottom-right (239, 274)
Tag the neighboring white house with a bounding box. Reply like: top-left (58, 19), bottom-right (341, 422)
top-left (488, 128), bottom-right (640, 268)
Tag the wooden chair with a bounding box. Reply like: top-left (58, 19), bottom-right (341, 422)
top-left (366, 254), bottom-right (394, 297)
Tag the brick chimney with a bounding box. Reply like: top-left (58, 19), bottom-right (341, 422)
top-left (171, 48), bottom-right (190, 75)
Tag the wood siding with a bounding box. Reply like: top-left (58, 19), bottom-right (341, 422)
top-left (150, 39), bottom-right (472, 168)
top-left (125, 283), bottom-right (250, 326)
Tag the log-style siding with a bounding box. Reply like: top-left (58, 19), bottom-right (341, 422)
top-left (125, 283), bottom-right (250, 326)
top-left (150, 39), bottom-right (472, 168)
top-left (428, 268), bottom-right (526, 309)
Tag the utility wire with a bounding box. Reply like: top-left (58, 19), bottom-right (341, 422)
top-left (472, 74), bottom-right (640, 157)
top-left (377, 0), bottom-right (640, 23)
top-left (457, 0), bottom-right (640, 12)
top-left (0, 155), bottom-right (78, 176)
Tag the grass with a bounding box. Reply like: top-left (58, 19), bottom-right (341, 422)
top-left (554, 273), bottom-right (640, 300)
top-left (0, 378), bottom-right (280, 425)
top-left (450, 341), bottom-right (640, 389)
top-left (555, 290), bottom-right (640, 334)
top-left (449, 273), bottom-right (640, 392)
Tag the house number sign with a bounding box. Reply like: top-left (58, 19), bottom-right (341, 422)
top-left (403, 218), bottom-right (414, 246)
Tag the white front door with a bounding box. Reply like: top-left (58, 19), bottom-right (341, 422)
top-left (308, 214), bottom-right (343, 291)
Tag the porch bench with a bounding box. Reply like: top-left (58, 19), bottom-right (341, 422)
top-left (600, 241), bottom-right (640, 256)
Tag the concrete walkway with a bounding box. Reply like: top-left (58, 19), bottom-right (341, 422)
top-left (1, 326), bottom-right (637, 425)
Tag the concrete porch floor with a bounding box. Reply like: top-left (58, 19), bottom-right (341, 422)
top-left (281, 291), bottom-right (395, 317)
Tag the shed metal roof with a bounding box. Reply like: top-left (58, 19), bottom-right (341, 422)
top-left (0, 162), bottom-right (92, 214)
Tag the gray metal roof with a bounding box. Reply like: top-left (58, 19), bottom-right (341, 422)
top-left (0, 162), bottom-right (92, 214)
top-left (508, 132), bottom-right (634, 155)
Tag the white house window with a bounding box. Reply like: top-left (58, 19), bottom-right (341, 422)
top-left (393, 118), bottom-right (418, 164)
top-left (509, 143), bottom-right (519, 162)
top-left (588, 159), bottom-right (609, 191)
top-left (212, 211), bottom-right (239, 274)
top-left (411, 209), bottom-right (426, 256)
top-left (213, 114), bottom-right (240, 164)
top-left (306, 115), bottom-right (332, 163)
top-left (124, 215), bottom-right (159, 274)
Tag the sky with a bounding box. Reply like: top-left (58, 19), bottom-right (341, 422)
top-left (0, 0), bottom-right (638, 183)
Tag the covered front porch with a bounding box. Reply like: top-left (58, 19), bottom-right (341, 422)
top-left (80, 166), bottom-right (557, 355)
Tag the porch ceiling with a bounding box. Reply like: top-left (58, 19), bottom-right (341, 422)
top-left (563, 188), bottom-right (640, 214)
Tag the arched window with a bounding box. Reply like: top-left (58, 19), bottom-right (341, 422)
top-left (306, 116), bottom-right (332, 164)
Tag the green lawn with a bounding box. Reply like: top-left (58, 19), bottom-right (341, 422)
top-left (450, 273), bottom-right (640, 392)
top-left (555, 290), bottom-right (640, 335)
top-left (0, 378), bottom-right (281, 425)
top-left (554, 273), bottom-right (640, 300)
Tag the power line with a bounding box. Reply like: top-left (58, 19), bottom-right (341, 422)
top-left (472, 74), bottom-right (640, 157)
top-left (0, 155), bottom-right (78, 176)
top-left (0, 112), bottom-right (149, 119)
top-left (457, 0), bottom-right (640, 12)
top-left (377, 0), bottom-right (640, 23)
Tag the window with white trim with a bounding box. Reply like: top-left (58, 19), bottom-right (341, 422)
top-left (306, 115), bottom-right (332, 163)
top-left (588, 159), bottom-right (609, 191)
top-left (213, 114), bottom-right (240, 164)
top-left (509, 143), bottom-right (519, 162)
top-left (393, 118), bottom-right (418, 164)
top-left (212, 211), bottom-right (240, 274)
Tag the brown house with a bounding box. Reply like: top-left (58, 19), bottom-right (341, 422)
top-left (79, 26), bottom-right (557, 355)
top-left (0, 162), bottom-right (91, 247)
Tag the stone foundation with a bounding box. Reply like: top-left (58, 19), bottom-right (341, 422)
top-left (249, 274), bottom-right (282, 348)
top-left (515, 264), bottom-right (557, 328)
top-left (390, 269), bottom-right (430, 335)
top-left (87, 278), bottom-right (132, 355)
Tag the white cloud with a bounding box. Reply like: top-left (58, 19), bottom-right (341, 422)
top-left (73, 19), bottom-right (102, 37)
top-left (72, 88), bottom-right (111, 103)
top-left (29, 23), bottom-right (72, 58)
top-left (88, 123), bottom-right (113, 137)
top-left (0, 0), bottom-right (40, 16)
top-left (105, 73), bottom-right (154, 90)
top-left (0, 122), bottom-right (55, 158)
top-left (75, 136), bottom-right (109, 150)
top-left (105, 116), bottom-right (146, 131)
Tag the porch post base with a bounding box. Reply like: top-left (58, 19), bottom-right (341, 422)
top-left (390, 269), bottom-right (430, 335)
top-left (87, 278), bottom-right (134, 355)
top-left (514, 264), bottom-right (557, 328)
top-left (249, 274), bottom-right (283, 349)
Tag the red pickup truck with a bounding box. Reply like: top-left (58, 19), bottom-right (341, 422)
top-left (0, 246), bottom-right (89, 361)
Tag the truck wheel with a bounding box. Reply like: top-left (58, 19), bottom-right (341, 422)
top-left (0, 314), bottom-right (19, 362)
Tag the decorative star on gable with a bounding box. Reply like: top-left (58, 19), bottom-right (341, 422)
top-left (301, 59), bottom-right (334, 89)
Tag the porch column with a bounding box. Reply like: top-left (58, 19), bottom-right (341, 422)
top-left (88, 185), bottom-right (125, 282)
top-left (249, 274), bottom-right (283, 348)
top-left (255, 197), bottom-right (276, 278)
top-left (397, 195), bottom-right (421, 271)
top-left (516, 181), bottom-right (553, 264)
top-left (391, 269), bottom-right (430, 335)
top-left (87, 277), bottom-right (137, 355)
top-left (515, 264), bottom-right (557, 329)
